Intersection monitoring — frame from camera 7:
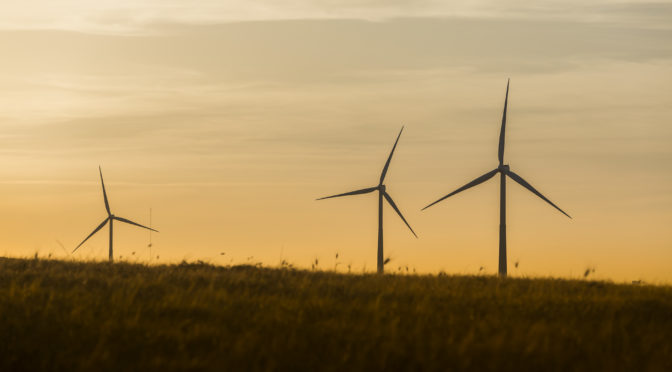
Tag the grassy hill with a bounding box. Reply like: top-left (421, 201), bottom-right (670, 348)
top-left (1, 257), bottom-right (671, 371)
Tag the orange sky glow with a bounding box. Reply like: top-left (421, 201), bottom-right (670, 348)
top-left (0, 1), bottom-right (671, 283)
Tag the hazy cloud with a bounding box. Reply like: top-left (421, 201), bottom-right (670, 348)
top-left (1, 1), bottom-right (672, 33)
top-left (0, 2), bottom-right (671, 281)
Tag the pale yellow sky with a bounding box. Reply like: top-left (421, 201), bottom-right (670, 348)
top-left (0, 1), bottom-right (671, 282)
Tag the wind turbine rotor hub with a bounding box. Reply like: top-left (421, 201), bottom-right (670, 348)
top-left (379, 184), bottom-right (386, 192)
top-left (498, 164), bottom-right (510, 172)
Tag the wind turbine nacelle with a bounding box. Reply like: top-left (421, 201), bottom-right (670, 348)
top-left (379, 184), bottom-right (386, 192)
top-left (498, 164), bottom-right (510, 173)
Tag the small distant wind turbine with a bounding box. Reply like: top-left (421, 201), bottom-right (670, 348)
top-left (317, 127), bottom-right (417, 274)
top-left (73, 167), bottom-right (158, 262)
top-left (422, 80), bottom-right (571, 276)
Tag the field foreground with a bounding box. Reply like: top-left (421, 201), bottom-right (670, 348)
top-left (1, 258), bottom-right (671, 371)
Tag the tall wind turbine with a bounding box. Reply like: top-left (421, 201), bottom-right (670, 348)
top-left (73, 167), bottom-right (158, 262)
top-left (317, 127), bottom-right (417, 274)
top-left (422, 80), bottom-right (571, 276)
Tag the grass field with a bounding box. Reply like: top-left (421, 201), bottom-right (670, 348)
top-left (1, 257), bottom-right (671, 371)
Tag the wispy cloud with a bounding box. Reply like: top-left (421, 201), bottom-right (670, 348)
top-left (1, 17), bottom-right (670, 159)
top-left (0, 2), bottom-right (670, 281)
top-left (2, 1), bottom-right (672, 34)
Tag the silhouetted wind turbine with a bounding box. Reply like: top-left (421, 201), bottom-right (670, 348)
top-left (73, 167), bottom-right (158, 262)
top-left (422, 80), bottom-right (571, 276)
top-left (317, 127), bottom-right (417, 274)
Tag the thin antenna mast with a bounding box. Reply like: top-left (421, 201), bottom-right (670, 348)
top-left (148, 207), bottom-right (153, 261)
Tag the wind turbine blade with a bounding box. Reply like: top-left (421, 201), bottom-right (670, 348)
top-left (99, 166), bottom-right (111, 215)
top-left (506, 169), bottom-right (572, 219)
top-left (383, 192), bottom-right (417, 238)
top-left (316, 186), bottom-right (378, 200)
top-left (379, 126), bottom-right (404, 184)
top-left (113, 216), bottom-right (159, 232)
top-left (422, 168), bottom-right (499, 211)
top-left (498, 79), bottom-right (510, 165)
top-left (73, 218), bottom-right (109, 253)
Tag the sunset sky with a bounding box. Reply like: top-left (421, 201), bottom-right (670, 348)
top-left (0, 1), bottom-right (671, 282)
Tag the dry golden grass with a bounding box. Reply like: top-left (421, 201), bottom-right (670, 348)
top-left (1, 257), bottom-right (671, 371)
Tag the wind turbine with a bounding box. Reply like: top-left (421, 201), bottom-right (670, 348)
top-left (422, 80), bottom-right (571, 276)
top-left (73, 167), bottom-right (158, 262)
top-left (317, 127), bottom-right (417, 274)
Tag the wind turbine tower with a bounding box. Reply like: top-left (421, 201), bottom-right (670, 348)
top-left (422, 80), bottom-right (571, 276)
top-left (73, 167), bottom-right (158, 261)
top-left (318, 127), bottom-right (417, 274)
